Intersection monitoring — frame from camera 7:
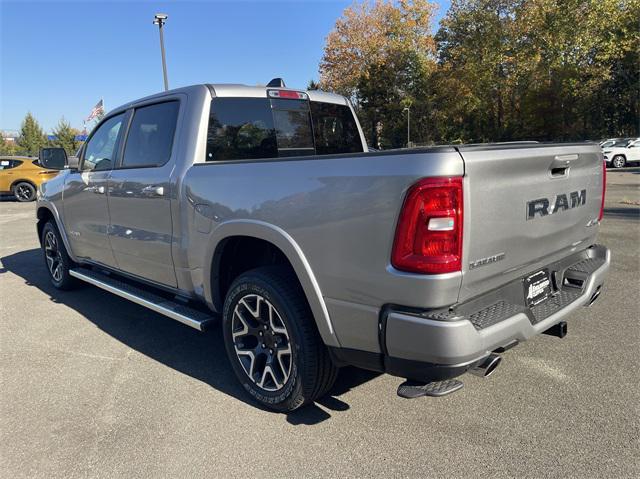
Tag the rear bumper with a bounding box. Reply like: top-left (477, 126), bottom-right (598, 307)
top-left (332, 244), bottom-right (610, 382)
top-left (387, 244), bottom-right (609, 368)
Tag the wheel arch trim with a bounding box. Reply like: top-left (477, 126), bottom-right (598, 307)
top-left (36, 201), bottom-right (78, 263)
top-left (203, 219), bottom-right (340, 348)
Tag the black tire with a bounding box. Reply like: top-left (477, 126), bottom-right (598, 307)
top-left (222, 266), bottom-right (338, 412)
top-left (12, 182), bottom-right (36, 202)
top-left (41, 220), bottom-right (78, 290)
top-left (612, 155), bottom-right (626, 169)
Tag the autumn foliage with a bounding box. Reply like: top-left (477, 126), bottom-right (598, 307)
top-left (319, 0), bottom-right (639, 148)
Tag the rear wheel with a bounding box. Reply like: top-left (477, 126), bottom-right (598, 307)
top-left (13, 182), bottom-right (36, 202)
top-left (41, 221), bottom-right (78, 290)
top-left (222, 267), bottom-right (337, 412)
top-left (612, 155), bottom-right (626, 169)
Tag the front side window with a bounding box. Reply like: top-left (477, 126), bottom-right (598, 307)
top-left (310, 102), bottom-right (363, 155)
top-left (122, 101), bottom-right (179, 168)
top-left (83, 113), bottom-right (125, 171)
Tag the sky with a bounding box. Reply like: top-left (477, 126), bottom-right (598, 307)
top-left (0, 0), bottom-right (450, 133)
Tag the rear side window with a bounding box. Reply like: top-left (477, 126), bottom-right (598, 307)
top-left (0, 160), bottom-right (22, 170)
top-left (310, 102), bottom-right (363, 155)
top-left (206, 98), bottom-right (277, 162)
top-left (122, 101), bottom-right (179, 168)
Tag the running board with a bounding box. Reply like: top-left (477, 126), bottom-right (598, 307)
top-left (69, 268), bottom-right (216, 331)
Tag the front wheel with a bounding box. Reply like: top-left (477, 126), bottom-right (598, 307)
top-left (222, 267), bottom-right (337, 412)
top-left (612, 155), bottom-right (626, 169)
top-left (13, 182), bottom-right (36, 202)
top-left (41, 221), bottom-right (78, 290)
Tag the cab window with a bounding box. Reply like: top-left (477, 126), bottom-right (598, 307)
top-left (82, 114), bottom-right (125, 171)
top-left (310, 102), bottom-right (363, 155)
top-left (206, 98), bottom-right (278, 162)
top-left (205, 97), bottom-right (363, 162)
top-left (121, 101), bottom-right (180, 168)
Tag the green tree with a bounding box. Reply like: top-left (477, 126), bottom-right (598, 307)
top-left (432, 0), bottom-right (640, 142)
top-left (320, 0), bottom-right (437, 146)
top-left (17, 112), bottom-right (47, 156)
top-left (320, 0), bottom-right (639, 144)
top-left (52, 118), bottom-right (80, 155)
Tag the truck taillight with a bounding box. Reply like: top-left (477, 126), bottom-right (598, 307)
top-left (599, 160), bottom-right (606, 221)
top-left (391, 177), bottom-right (463, 274)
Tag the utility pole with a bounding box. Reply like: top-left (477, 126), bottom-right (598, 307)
top-left (153, 13), bottom-right (169, 91)
top-left (403, 106), bottom-right (411, 148)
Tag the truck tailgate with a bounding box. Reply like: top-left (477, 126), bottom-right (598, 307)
top-left (457, 143), bottom-right (604, 303)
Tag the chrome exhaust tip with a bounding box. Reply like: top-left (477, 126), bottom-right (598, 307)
top-left (469, 353), bottom-right (502, 378)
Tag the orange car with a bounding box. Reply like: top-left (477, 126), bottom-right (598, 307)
top-left (0, 156), bottom-right (60, 202)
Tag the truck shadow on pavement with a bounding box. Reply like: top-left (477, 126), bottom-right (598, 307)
top-left (603, 207), bottom-right (640, 221)
top-left (0, 248), bottom-right (381, 425)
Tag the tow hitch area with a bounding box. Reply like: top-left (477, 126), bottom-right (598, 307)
top-left (543, 320), bottom-right (568, 338)
top-left (397, 379), bottom-right (464, 398)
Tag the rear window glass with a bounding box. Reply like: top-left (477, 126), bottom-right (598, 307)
top-left (206, 98), bottom-right (277, 162)
top-left (272, 109), bottom-right (315, 157)
top-left (206, 96), bottom-right (363, 161)
top-left (310, 102), bottom-right (363, 155)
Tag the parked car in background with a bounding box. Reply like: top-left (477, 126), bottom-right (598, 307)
top-left (0, 156), bottom-right (60, 202)
top-left (603, 138), bottom-right (640, 168)
top-left (599, 138), bottom-right (631, 149)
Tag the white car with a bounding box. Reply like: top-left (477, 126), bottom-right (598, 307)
top-left (603, 138), bottom-right (640, 168)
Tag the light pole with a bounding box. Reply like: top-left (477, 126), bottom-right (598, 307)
top-left (153, 13), bottom-right (169, 91)
top-left (403, 106), bottom-right (411, 148)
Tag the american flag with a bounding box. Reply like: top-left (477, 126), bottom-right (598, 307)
top-left (85, 99), bottom-right (104, 122)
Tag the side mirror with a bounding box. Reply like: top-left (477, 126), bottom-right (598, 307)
top-left (39, 147), bottom-right (68, 170)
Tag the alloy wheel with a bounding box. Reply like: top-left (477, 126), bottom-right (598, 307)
top-left (15, 184), bottom-right (34, 201)
top-left (44, 231), bottom-right (63, 282)
top-left (232, 293), bottom-right (292, 392)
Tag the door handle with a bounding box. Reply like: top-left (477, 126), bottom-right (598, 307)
top-left (141, 185), bottom-right (164, 196)
top-left (84, 185), bottom-right (105, 194)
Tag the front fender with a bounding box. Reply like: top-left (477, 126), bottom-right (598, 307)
top-left (36, 200), bottom-right (78, 263)
top-left (202, 220), bottom-right (341, 348)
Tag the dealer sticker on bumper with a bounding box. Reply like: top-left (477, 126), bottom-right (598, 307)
top-left (524, 269), bottom-right (552, 307)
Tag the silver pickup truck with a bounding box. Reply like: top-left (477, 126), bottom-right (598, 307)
top-left (36, 82), bottom-right (610, 411)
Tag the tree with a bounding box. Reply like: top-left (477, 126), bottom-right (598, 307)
top-left (319, 0), bottom-right (438, 146)
top-left (52, 118), bottom-right (80, 155)
top-left (319, 0), bottom-right (639, 145)
top-left (17, 113), bottom-right (47, 156)
top-left (320, 0), bottom-right (436, 97)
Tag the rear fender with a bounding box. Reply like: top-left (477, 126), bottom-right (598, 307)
top-left (202, 220), bottom-right (340, 348)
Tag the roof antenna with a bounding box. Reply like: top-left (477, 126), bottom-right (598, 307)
top-left (267, 78), bottom-right (286, 88)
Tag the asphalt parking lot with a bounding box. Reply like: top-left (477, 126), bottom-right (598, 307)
top-left (1, 169), bottom-right (639, 478)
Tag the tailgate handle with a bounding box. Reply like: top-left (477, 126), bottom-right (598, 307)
top-left (551, 154), bottom-right (579, 167)
top-left (550, 154), bottom-right (579, 177)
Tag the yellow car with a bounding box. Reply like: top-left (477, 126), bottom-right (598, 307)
top-left (0, 156), bottom-right (60, 202)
